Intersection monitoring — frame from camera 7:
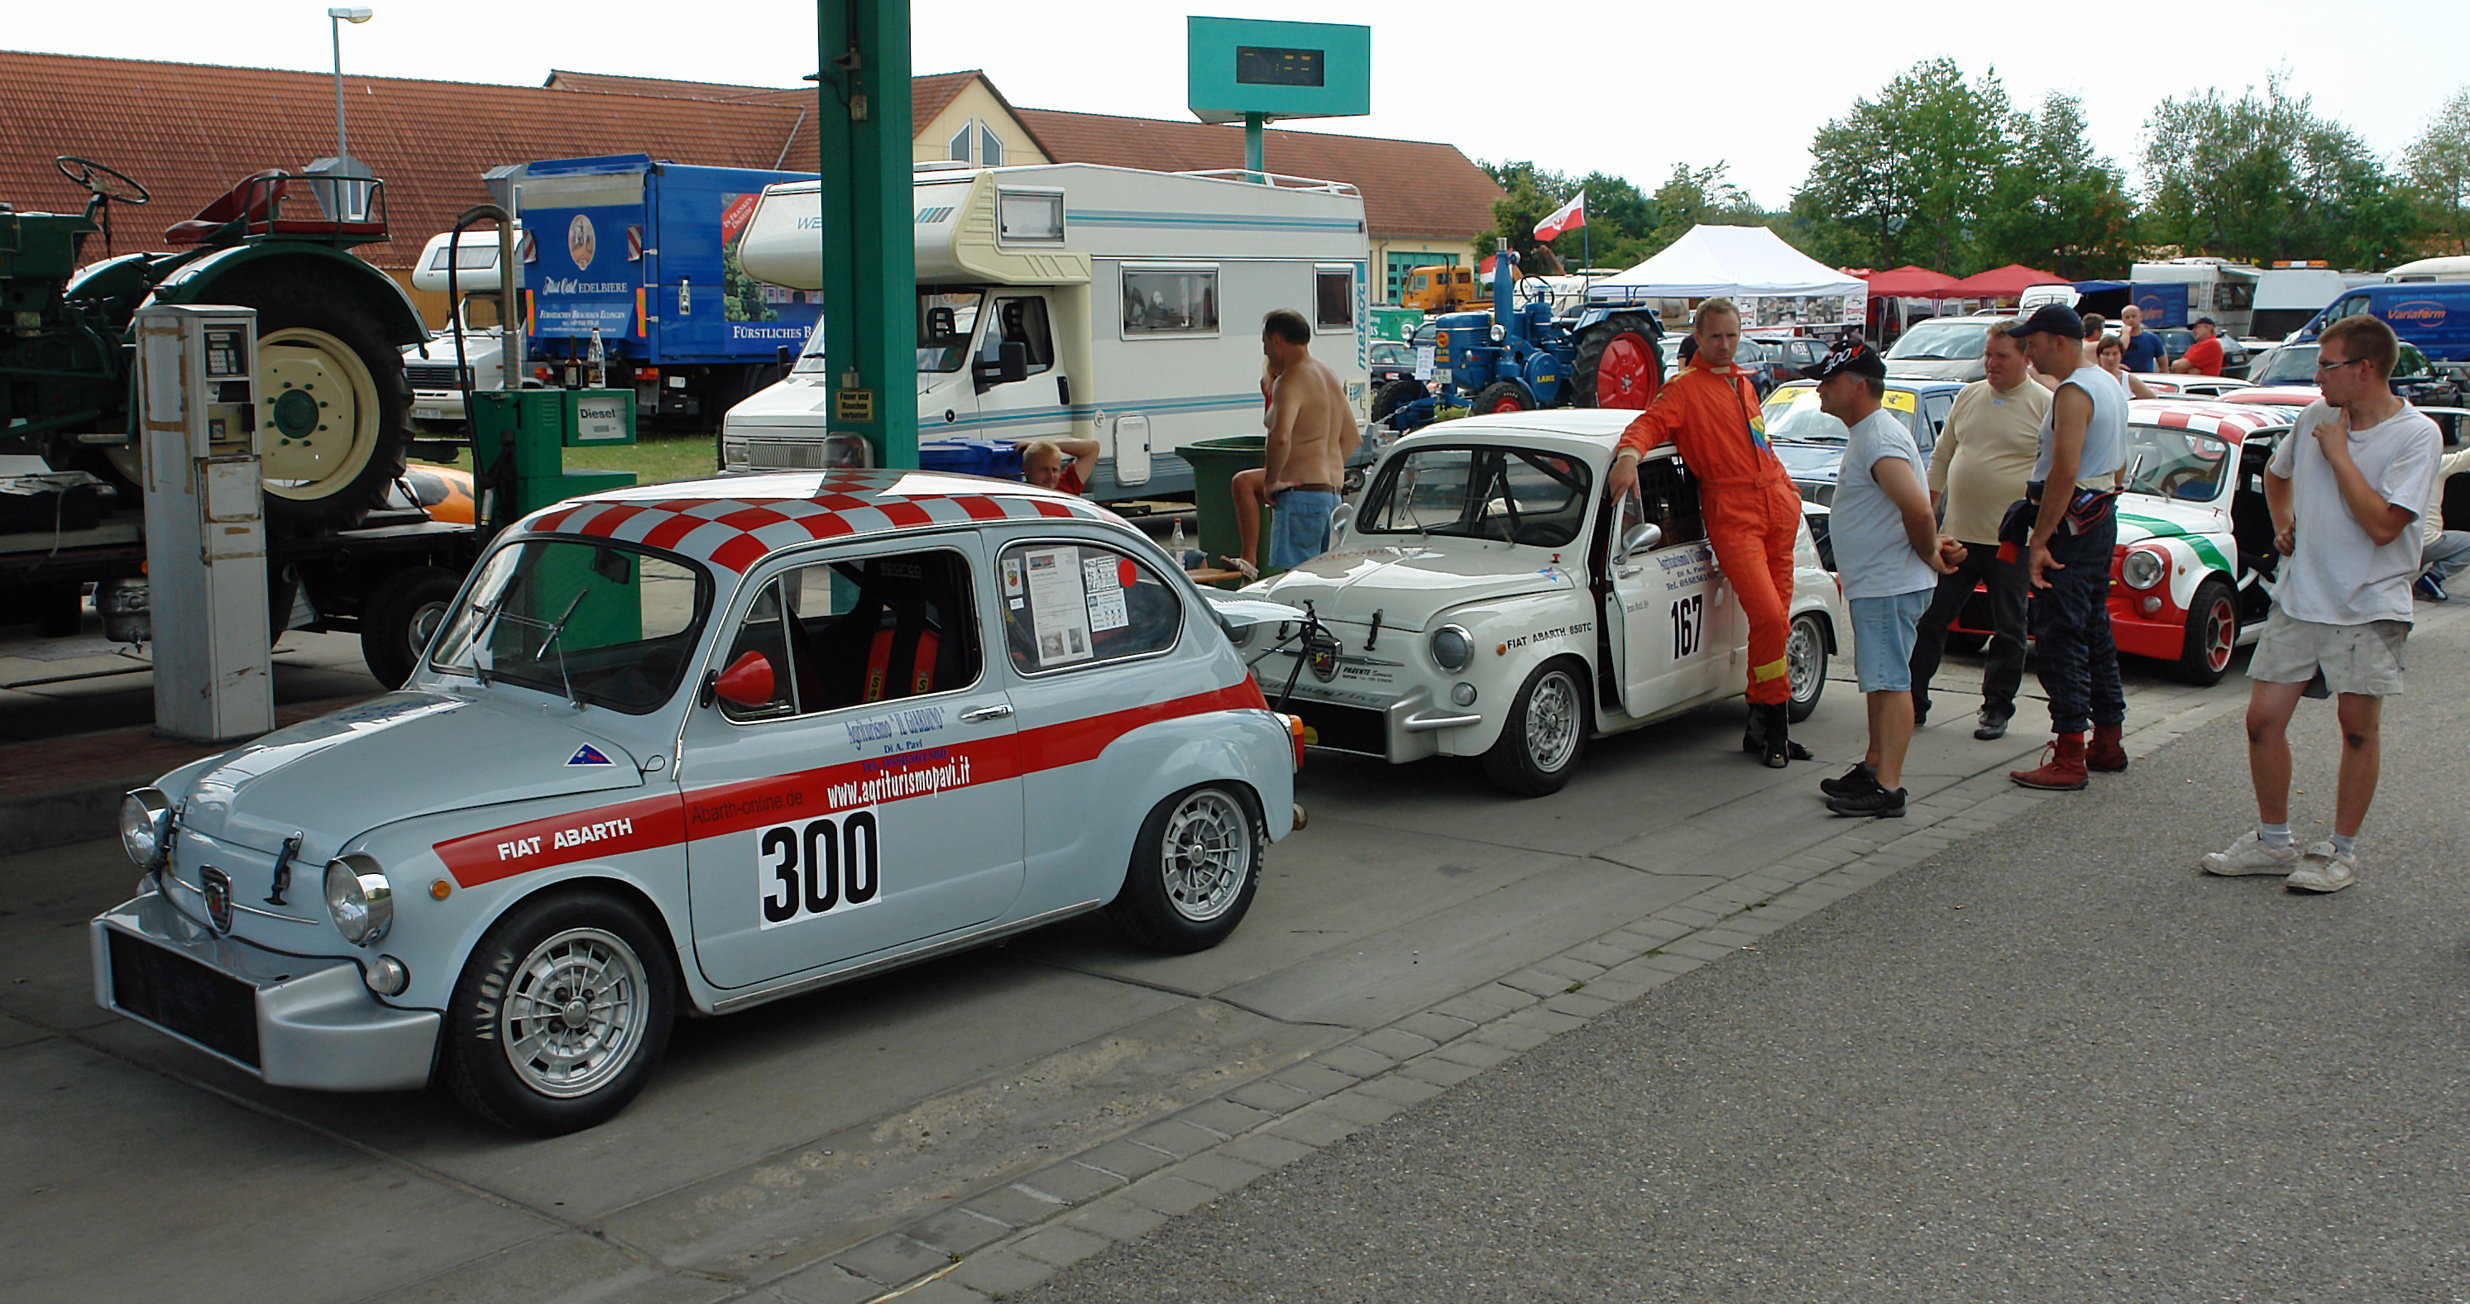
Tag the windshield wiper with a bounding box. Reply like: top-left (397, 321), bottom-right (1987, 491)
top-left (466, 577), bottom-right (520, 686)
top-left (537, 590), bottom-right (591, 710)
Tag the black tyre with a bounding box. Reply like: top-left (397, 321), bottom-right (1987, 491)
top-left (360, 565), bottom-right (463, 688)
top-left (1470, 380), bottom-right (1531, 415)
top-left (219, 271), bottom-right (413, 529)
top-left (2173, 577), bottom-right (2238, 685)
top-left (1572, 314), bottom-right (1663, 410)
top-left (1371, 377), bottom-right (1425, 423)
top-left (444, 891), bottom-right (676, 1135)
top-left (1482, 658), bottom-right (1590, 796)
top-left (1108, 783), bottom-right (1264, 953)
top-left (1785, 610), bottom-right (1829, 723)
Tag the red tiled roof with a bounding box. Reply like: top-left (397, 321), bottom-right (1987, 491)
top-left (1015, 108), bottom-right (1503, 242)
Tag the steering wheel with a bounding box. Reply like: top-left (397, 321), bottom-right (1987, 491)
top-left (2157, 466), bottom-right (2209, 496)
top-left (1517, 274), bottom-right (1556, 312)
top-left (55, 156), bottom-right (149, 205)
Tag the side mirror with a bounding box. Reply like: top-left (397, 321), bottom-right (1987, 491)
top-left (974, 340), bottom-right (1029, 393)
top-left (1621, 522), bottom-right (1663, 558)
top-left (1328, 501), bottom-right (1354, 544)
top-left (712, 650), bottom-right (777, 710)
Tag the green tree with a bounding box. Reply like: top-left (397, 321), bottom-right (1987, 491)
top-left (1642, 162), bottom-right (1766, 256)
top-left (1792, 58), bottom-right (2019, 274)
top-left (2141, 73), bottom-right (2423, 267)
top-left (1979, 93), bottom-right (2138, 278)
top-left (2403, 84), bottom-right (2470, 254)
top-left (1476, 162), bottom-right (1664, 274)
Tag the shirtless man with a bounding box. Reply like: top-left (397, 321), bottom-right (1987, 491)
top-left (1258, 308), bottom-right (1358, 570)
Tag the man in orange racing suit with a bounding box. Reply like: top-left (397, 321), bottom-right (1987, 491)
top-left (1605, 297), bottom-right (1810, 766)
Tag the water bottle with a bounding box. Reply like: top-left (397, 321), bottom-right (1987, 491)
top-left (586, 326), bottom-right (607, 389)
top-left (1169, 517), bottom-right (1188, 567)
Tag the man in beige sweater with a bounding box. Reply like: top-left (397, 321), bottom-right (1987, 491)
top-left (1907, 321), bottom-right (2050, 740)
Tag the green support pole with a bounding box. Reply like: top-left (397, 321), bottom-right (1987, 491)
top-left (1245, 112), bottom-right (1265, 181)
top-left (814, 0), bottom-right (917, 469)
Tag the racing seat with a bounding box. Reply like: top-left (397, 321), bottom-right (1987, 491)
top-left (163, 170), bottom-right (290, 245)
top-left (807, 557), bottom-right (968, 710)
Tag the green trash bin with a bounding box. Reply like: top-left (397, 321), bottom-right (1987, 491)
top-left (1176, 435), bottom-right (1273, 580)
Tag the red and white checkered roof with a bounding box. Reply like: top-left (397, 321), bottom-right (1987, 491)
top-left (522, 470), bottom-right (1109, 572)
top-left (2129, 399), bottom-right (2296, 442)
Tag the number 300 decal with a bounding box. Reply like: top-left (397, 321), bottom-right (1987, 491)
top-left (759, 810), bottom-right (882, 928)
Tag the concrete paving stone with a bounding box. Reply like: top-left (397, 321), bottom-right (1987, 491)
top-left (1562, 939), bottom-right (1638, 967)
top-left (1471, 1021), bottom-right (1555, 1053)
top-left (1215, 1131), bottom-right (1318, 1169)
top-left (832, 1233), bottom-right (949, 1287)
top-left (1575, 976), bottom-right (1652, 1004)
top-left (1664, 939), bottom-right (1740, 963)
top-left (1352, 1026), bottom-right (1439, 1060)
top-left (1429, 987), bottom-right (1526, 1023)
top-left (1693, 926), bottom-right (1760, 949)
top-left (1431, 1038), bottom-right (1519, 1070)
top-left (1310, 1043), bottom-right (1395, 1078)
top-left (1317, 1087), bottom-right (1409, 1127)
top-left (1222, 1076), bottom-right (1311, 1112)
top-left (1174, 1097), bottom-right (1271, 1139)
top-left (1533, 955), bottom-right (1607, 982)
top-left (1388, 1011), bottom-right (1475, 1045)
top-left (1262, 1103), bottom-right (1367, 1147)
top-left (353, 1232), bottom-right (736, 1304)
top-left (1504, 1005), bottom-right (1587, 1035)
top-left (1061, 1193), bottom-right (1173, 1243)
top-left (1543, 991), bottom-right (1618, 1019)
top-left (946, 1249), bottom-right (1060, 1298)
top-left (959, 1183), bottom-right (1066, 1230)
top-left (878, 1281), bottom-right (990, 1304)
top-left (1748, 902), bottom-right (1816, 925)
top-left (1611, 917), bottom-right (1694, 947)
top-left (1351, 1073), bottom-right (1448, 1108)
top-left (1123, 1119), bottom-right (1221, 1159)
top-left (1170, 1150), bottom-right (1270, 1194)
top-left (1011, 1225), bottom-right (1114, 1269)
top-left (1652, 905), bottom-right (1723, 929)
top-left (1636, 950), bottom-right (1706, 975)
top-left (1015, 1161), bottom-right (1124, 1206)
top-left (906, 1209), bottom-right (1014, 1257)
top-left (769, 1261), bottom-right (885, 1304)
top-left (1072, 1139), bottom-right (1178, 1181)
top-left (1266, 1060), bottom-right (1359, 1097)
top-left (1117, 1171), bottom-right (1223, 1216)
top-left (1499, 967), bottom-right (1570, 997)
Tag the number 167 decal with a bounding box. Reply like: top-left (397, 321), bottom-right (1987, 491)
top-left (1669, 593), bottom-right (1705, 658)
top-left (760, 809), bottom-right (883, 928)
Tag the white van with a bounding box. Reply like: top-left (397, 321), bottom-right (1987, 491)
top-left (723, 162), bottom-right (1372, 500)
top-left (400, 225), bottom-right (527, 429)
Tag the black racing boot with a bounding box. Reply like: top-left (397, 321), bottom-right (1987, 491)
top-left (1753, 701), bottom-right (1810, 768)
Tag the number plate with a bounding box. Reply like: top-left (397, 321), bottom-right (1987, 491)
top-left (1431, 368), bottom-right (1452, 386)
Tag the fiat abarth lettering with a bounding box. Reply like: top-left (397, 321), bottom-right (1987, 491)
top-left (1242, 411), bottom-right (1846, 796)
top-left (93, 470), bottom-right (1301, 1134)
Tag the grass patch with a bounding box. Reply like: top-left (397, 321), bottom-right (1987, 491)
top-left (416, 431), bottom-right (723, 487)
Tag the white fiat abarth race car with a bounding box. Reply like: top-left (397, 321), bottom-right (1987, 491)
top-left (93, 470), bottom-right (1302, 1134)
top-left (1242, 411), bottom-right (1846, 796)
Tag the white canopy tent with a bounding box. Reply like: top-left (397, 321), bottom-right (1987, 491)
top-left (1587, 224), bottom-right (1866, 333)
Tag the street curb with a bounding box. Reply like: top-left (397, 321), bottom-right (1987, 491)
top-left (0, 785), bottom-right (127, 858)
top-left (746, 686), bottom-right (2262, 1304)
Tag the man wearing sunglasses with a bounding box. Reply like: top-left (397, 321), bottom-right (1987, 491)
top-left (2203, 314), bottom-right (2441, 893)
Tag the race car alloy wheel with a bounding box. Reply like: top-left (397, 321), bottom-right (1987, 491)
top-left (2174, 577), bottom-right (2238, 686)
top-left (446, 892), bottom-right (676, 1135)
top-left (1785, 611), bottom-right (1829, 722)
top-left (1483, 658), bottom-right (1590, 796)
top-left (1111, 784), bottom-right (1263, 953)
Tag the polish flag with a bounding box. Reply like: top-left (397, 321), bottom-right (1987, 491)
top-left (1533, 193), bottom-right (1586, 241)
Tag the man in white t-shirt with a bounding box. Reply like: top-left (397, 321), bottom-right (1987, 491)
top-left (2202, 314), bottom-right (2441, 893)
top-left (1806, 343), bottom-right (1962, 818)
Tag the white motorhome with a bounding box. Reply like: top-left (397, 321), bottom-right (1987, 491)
top-left (400, 225), bottom-right (527, 429)
top-left (724, 162), bottom-right (1372, 500)
top-left (2131, 258), bottom-right (2262, 338)
top-left (2386, 255), bottom-right (2470, 283)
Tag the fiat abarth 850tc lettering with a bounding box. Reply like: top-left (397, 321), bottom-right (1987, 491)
top-left (93, 470), bottom-right (1303, 1134)
top-left (1241, 411), bottom-right (1846, 796)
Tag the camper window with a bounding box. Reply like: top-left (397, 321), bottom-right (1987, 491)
top-left (997, 189), bottom-right (1062, 243)
top-left (1316, 266), bottom-right (1356, 331)
top-left (1122, 267), bottom-right (1220, 338)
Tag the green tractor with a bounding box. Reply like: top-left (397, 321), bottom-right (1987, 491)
top-left (2, 156), bottom-right (428, 529)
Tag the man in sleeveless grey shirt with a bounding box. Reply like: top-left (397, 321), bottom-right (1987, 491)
top-left (2007, 305), bottom-right (2129, 790)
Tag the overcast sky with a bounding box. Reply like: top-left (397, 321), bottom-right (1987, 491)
top-left (15, 1), bottom-right (2467, 209)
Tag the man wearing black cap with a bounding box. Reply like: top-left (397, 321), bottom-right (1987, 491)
top-left (2007, 304), bottom-right (2130, 789)
top-left (1806, 343), bottom-right (1963, 816)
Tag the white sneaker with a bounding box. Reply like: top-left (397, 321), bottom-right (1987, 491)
top-left (2201, 831), bottom-right (2301, 877)
top-left (2286, 842), bottom-right (2358, 894)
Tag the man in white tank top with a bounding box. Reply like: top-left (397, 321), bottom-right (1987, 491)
top-left (2007, 305), bottom-right (2129, 790)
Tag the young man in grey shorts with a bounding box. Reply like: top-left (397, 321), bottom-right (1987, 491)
top-left (2203, 315), bottom-right (2441, 893)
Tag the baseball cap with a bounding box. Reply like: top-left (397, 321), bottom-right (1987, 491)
top-left (2005, 304), bottom-right (2084, 340)
top-left (1802, 342), bottom-right (1886, 382)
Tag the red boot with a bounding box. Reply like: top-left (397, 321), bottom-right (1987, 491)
top-left (2011, 733), bottom-right (2088, 790)
top-left (2086, 722), bottom-right (2128, 773)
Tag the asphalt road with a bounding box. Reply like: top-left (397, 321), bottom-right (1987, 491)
top-left (1013, 617), bottom-right (2470, 1303)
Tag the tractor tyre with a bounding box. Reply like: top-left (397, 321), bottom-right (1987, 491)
top-left (1470, 381), bottom-right (1531, 415)
top-left (1573, 314), bottom-right (1664, 410)
top-left (1371, 378), bottom-right (1425, 424)
top-left (218, 271), bottom-right (413, 531)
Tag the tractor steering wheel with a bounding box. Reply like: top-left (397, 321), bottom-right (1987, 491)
top-left (1518, 274), bottom-right (1556, 312)
top-left (55, 156), bottom-right (150, 205)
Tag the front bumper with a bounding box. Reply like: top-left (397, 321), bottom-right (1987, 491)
top-left (91, 890), bottom-right (440, 1092)
top-left (1262, 679), bottom-right (1483, 763)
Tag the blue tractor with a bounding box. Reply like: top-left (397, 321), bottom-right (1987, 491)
top-left (1368, 252), bottom-right (1667, 432)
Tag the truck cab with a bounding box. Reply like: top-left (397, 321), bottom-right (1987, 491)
top-left (401, 225), bottom-right (525, 434)
top-left (1401, 264), bottom-right (1477, 313)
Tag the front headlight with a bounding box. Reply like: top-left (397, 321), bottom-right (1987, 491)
top-left (120, 788), bottom-right (171, 870)
top-left (2122, 548), bottom-right (2166, 590)
top-left (1429, 624), bottom-right (1474, 672)
top-left (323, 854), bottom-right (395, 946)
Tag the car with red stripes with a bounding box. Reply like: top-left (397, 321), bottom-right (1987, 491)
top-left (1950, 399), bottom-right (2300, 684)
top-left (92, 469), bottom-right (1302, 1133)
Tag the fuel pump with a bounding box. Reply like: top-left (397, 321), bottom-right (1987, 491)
top-left (136, 303), bottom-right (272, 742)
